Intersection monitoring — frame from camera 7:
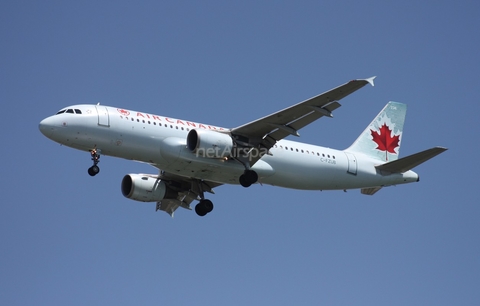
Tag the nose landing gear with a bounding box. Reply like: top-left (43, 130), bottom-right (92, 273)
top-left (88, 149), bottom-right (101, 176)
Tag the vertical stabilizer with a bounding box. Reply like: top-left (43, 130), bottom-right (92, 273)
top-left (346, 102), bottom-right (406, 162)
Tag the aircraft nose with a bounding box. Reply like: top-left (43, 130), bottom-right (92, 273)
top-left (39, 116), bottom-right (56, 138)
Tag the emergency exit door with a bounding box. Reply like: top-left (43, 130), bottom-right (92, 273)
top-left (95, 105), bottom-right (110, 127)
top-left (344, 152), bottom-right (357, 175)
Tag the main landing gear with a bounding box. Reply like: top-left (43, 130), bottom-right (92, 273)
top-left (87, 149), bottom-right (100, 176)
top-left (239, 170), bottom-right (258, 188)
top-left (194, 169), bottom-right (256, 216)
top-left (195, 199), bottom-right (214, 217)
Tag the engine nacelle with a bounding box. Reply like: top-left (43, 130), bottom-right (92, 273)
top-left (121, 174), bottom-right (168, 202)
top-left (186, 129), bottom-right (233, 158)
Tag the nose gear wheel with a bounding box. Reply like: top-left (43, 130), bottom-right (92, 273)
top-left (88, 149), bottom-right (101, 176)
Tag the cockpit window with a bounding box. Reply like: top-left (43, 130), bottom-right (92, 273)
top-left (55, 108), bottom-right (83, 115)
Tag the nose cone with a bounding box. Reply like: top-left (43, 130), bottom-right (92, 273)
top-left (39, 116), bottom-right (57, 138)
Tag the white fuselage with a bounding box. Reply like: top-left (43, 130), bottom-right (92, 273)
top-left (39, 104), bottom-right (418, 191)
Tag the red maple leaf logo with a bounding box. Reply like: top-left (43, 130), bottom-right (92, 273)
top-left (370, 123), bottom-right (400, 161)
top-left (117, 109), bottom-right (130, 116)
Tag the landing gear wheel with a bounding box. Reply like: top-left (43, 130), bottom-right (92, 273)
top-left (239, 170), bottom-right (258, 188)
top-left (202, 199), bottom-right (214, 213)
top-left (88, 149), bottom-right (101, 177)
top-left (239, 175), bottom-right (251, 188)
top-left (195, 199), bottom-right (214, 217)
top-left (88, 165), bottom-right (100, 176)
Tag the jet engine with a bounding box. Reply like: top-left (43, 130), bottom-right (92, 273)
top-left (186, 129), bottom-right (233, 158)
top-left (121, 174), bottom-right (171, 202)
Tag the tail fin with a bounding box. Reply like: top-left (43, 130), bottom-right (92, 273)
top-left (346, 101), bottom-right (406, 162)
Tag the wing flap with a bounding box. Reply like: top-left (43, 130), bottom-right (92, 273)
top-left (154, 171), bottom-right (222, 217)
top-left (266, 102), bottom-right (342, 141)
top-left (375, 147), bottom-right (447, 174)
top-left (156, 199), bottom-right (191, 217)
top-left (361, 186), bottom-right (383, 195)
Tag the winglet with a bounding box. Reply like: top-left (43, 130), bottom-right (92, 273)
top-left (365, 76), bottom-right (376, 87)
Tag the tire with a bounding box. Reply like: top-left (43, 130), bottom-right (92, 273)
top-left (245, 170), bottom-right (258, 184)
top-left (91, 165), bottom-right (100, 174)
top-left (195, 203), bottom-right (208, 217)
top-left (88, 165), bottom-right (100, 176)
top-left (239, 175), bottom-right (252, 188)
top-left (202, 200), bottom-right (214, 213)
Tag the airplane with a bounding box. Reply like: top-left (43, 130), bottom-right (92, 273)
top-left (38, 77), bottom-right (447, 217)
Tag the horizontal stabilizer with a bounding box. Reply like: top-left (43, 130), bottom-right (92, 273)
top-left (376, 146), bottom-right (447, 174)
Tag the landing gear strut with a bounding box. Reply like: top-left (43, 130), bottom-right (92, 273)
top-left (88, 149), bottom-right (100, 176)
top-left (195, 199), bottom-right (214, 217)
top-left (239, 170), bottom-right (258, 188)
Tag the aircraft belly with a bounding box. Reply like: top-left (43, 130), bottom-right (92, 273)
top-left (157, 157), bottom-right (275, 185)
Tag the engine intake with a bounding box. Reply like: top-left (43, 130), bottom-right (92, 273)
top-left (121, 174), bottom-right (169, 202)
top-left (187, 129), bottom-right (233, 158)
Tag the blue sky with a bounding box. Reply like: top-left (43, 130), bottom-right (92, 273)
top-left (1, 1), bottom-right (479, 305)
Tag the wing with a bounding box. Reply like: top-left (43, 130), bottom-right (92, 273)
top-left (230, 77), bottom-right (376, 165)
top-left (155, 171), bottom-right (222, 217)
